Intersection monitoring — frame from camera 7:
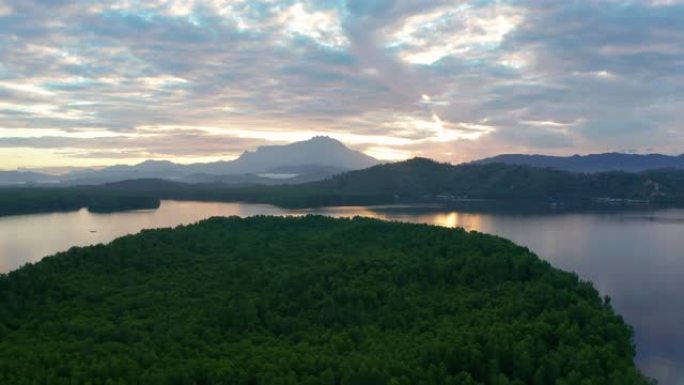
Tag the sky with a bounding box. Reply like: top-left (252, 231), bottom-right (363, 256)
top-left (1, 0), bottom-right (683, 170)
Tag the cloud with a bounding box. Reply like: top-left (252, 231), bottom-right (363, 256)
top-left (387, 2), bottom-right (524, 65)
top-left (0, 1), bottom-right (12, 16)
top-left (0, 0), bottom-right (683, 169)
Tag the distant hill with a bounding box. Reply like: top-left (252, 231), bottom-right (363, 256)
top-left (0, 171), bottom-right (58, 186)
top-left (313, 158), bottom-right (655, 200)
top-left (68, 158), bottom-right (684, 206)
top-left (476, 153), bottom-right (684, 173)
top-left (64, 160), bottom-right (188, 185)
top-left (58, 137), bottom-right (378, 185)
top-left (3, 158), bottom-right (684, 216)
top-left (272, 157), bottom-right (684, 207)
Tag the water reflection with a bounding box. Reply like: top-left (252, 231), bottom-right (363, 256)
top-left (1, 200), bottom-right (683, 384)
top-left (292, 205), bottom-right (487, 232)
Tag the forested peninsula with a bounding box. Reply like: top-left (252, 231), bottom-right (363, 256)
top-left (0, 187), bottom-right (160, 216)
top-left (0, 216), bottom-right (651, 384)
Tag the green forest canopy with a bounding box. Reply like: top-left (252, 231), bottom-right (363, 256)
top-left (0, 216), bottom-right (652, 384)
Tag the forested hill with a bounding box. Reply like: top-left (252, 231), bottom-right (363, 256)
top-left (313, 157), bottom-right (684, 203)
top-left (0, 216), bottom-right (651, 384)
top-left (2, 158), bottom-right (684, 215)
top-left (476, 153), bottom-right (684, 173)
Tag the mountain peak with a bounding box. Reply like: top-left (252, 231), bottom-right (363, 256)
top-left (138, 159), bottom-right (174, 165)
top-left (243, 136), bottom-right (344, 156)
top-left (308, 135), bottom-right (339, 143)
top-left (137, 160), bottom-right (176, 167)
top-left (405, 157), bottom-right (441, 164)
top-left (230, 136), bottom-right (378, 173)
top-left (292, 136), bottom-right (347, 149)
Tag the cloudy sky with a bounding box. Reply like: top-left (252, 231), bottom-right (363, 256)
top-left (1, 0), bottom-right (683, 169)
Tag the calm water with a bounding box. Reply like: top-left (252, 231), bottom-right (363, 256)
top-left (1, 200), bottom-right (683, 384)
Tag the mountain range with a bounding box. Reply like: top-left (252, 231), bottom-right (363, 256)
top-left (97, 157), bottom-right (684, 208)
top-left (0, 171), bottom-right (60, 185)
top-left (3, 138), bottom-right (684, 187)
top-left (4, 157), bottom-right (684, 217)
top-left (476, 153), bottom-right (684, 173)
top-left (0, 137), bottom-right (379, 186)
